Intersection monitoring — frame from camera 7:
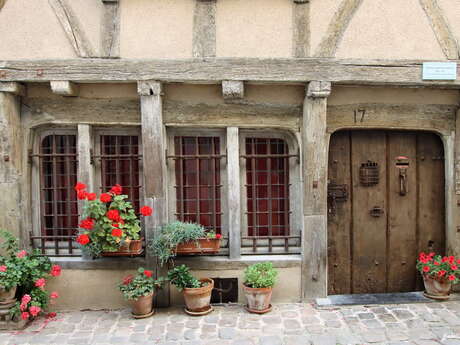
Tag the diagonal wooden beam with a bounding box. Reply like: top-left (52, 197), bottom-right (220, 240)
top-left (101, 0), bottom-right (120, 58)
top-left (48, 0), bottom-right (95, 58)
top-left (419, 0), bottom-right (458, 60)
top-left (314, 0), bottom-right (363, 58)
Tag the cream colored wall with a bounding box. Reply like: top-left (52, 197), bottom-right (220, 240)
top-left (438, 0), bottom-right (460, 48)
top-left (120, 0), bottom-right (194, 58)
top-left (336, 0), bottom-right (445, 59)
top-left (216, 0), bottom-right (292, 57)
top-left (0, 0), bottom-right (75, 59)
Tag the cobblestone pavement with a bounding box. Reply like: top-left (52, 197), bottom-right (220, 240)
top-left (3, 301), bottom-right (460, 345)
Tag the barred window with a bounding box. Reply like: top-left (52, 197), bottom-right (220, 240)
top-left (31, 133), bottom-right (79, 256)
top-left (173, 136), bottom-right (222, 233)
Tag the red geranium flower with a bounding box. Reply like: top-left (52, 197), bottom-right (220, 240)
top-left (74, 182), bottom-right (86, 191)
top-left (100, 193), bottom-right (112, 203)
top-left (35, 278), bottom-right (46, 288)
top-left (86, 193), bottom-right (97, 201)
top-left (46, 312), bottom-right (57, 319)
top-left (144, 270), bottom-right (153, 278)
top-left (438, 270), bottom-right (447, 277)
top-left (21, 312), bottom-right (29, 320)
top-left (123, 275), bottom-right (133, 285)
top-left (449, 256), bottom-right (455, 264)
top-left (77, 190), bottom-right (87, 200)
top-left (79, 218), bottom-right (95, 230)
top-left (0, 265), bottom-right (6, 272)
top-left (107, 209), bottom-right (121, 222)
top-left (51, 265), bottom-right (61, 277)
top-left (21, 295), bottom-right (31, 304)
top-left (434, 261), bottom-right (440, 266)
top-left (423, 266), bottom-right (430, 273)
top-left (216, 234), bottom-right (222, 239)
top-left (111, 228), bottom-right (123, 237)
top-left (50, 291), bottom-right (59, 299)
top-left (77, 234), bottom-right (90, 245)
top-left (29, 306), bottom-right (41, 317)
top-left (16, 250), bottom-right (27, 258)
top-left (110, 184), bottom-right (123, 195)
top-left (140, 206), bottom-right (153, 216)
top-left (449, 275), bottom-right (456, 281)
top-left (451, 265), bottom-right (458, 271)
top-left (442, 257), bottom-right (449, 263)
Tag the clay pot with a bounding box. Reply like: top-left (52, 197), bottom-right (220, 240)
top-left (175, 239), bottom-right (221, 255)
top-left (129, 239), bottom-right (143, 252)
top-left (129, 292), bottom-right (154, 317)
top-left (243, 285), bottom-right (273, 313)
top-left (423, 274), bottom-right (452, 299)
top-left (183, 278), bottom-right (214, 313)
top-left (0, 286), bottom-right (17, 303)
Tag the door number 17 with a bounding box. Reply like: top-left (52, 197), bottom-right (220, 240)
top-left (353, 109), bottom-right (366, 123)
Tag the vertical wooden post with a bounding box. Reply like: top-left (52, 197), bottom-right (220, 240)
top-left (292, 0), bottom-right (310, 58)
top-left (101, 0), bottom-right (120, 58)
top-left (138, 80), bottom-right (169, 307)
top-left (77, 124), bottom-right (93, 191)
top-left (193, 0), bottom-right (217, 58)
top-left (227, 127), bottom-right (241, 259)
top-left (0, 84), bottom-right (23, 241)
top-left (301, 80), bottom-right (331, 300)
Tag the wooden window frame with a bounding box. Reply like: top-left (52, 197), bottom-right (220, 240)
top-left (239, 130), bottom-right (302, 254)
top-left (167, 128), bottom-right (229, 252)
top-left (30, 128), bottom-right (79, 257)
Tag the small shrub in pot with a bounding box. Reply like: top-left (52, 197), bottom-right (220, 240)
top-left (243, 262), bottom-right (277, 314)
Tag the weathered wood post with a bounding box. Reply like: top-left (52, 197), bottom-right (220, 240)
top-left (0, 82), bottom-right (24, 240)
top-left (138, 81), bottom-right (169, 307)
top-left (301, 80), bottom-right (331, 300)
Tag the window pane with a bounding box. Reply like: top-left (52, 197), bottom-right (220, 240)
top-left (245, 138), bottom-right (290, 237)
top-left (39, 135), bottom-right (78, 238)
top-left (174, 136), bottom-right (222, 233)
top-left (100, 135), bottom-right (141, 212)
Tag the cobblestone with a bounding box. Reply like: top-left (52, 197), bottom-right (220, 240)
top-left (3, 301), bottom-right (460, 344)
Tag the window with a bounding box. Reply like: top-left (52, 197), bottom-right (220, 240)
top-left (30, 131), bottom-right (79, 256)
top-left (93, 132), bottom-right (142, 213)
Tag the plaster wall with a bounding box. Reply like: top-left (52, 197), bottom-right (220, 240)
top-left (438, 0), bottom-right (460, 49)
top-left (120, 0), bottom-right (194, 58)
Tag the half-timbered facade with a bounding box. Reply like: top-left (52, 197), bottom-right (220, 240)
top-left (1, 0), bottom-right (460, 309)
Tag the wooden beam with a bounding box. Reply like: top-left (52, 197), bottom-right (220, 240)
top-left (419, 0), bottom-right (458, 60)
top-left (227, 127), bottom-right (241, 259)
top-left (3, 58), bottom-right (460, 87)
top-left (101, 0), bottom-right (120, 58)
top-left (301, 81), bottom-right (331, 299)
top-left (292, 0), bottom-right (310, 57)
top-left (48, 0), bottom-right (95, 58)
top-left (0, 82), bottom-right (25, 96)
top-left (193, 0), bottom-right (217, 58)
top-left (314, 0), bottom-right (363, 57)
top-left (222, 80), bottom-right (244, 102)
top-left (50, 80), bottom-right (79, 96)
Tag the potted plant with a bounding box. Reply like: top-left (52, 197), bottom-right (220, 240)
top-left (168, 264), bottom-right (214, 316)
top-left (242, 262), bottom-right (277, 314)
top-left (74, 182), bottom-right (153, 257)
top-left (417, 252), bottom-right (459, 300)
top-left (118, 267), bottom-right (164, 319)
top-left (0, 230), bottom-right (22, 304)
top-left (0, 229), bottom-right (62, 328)
top-left (149, 221), bottom-right (222, 265)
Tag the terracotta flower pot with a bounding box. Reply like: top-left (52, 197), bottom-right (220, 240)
top-left (423, 274), bottom-right (452, 300)
top-left (0, 286), bottom-right (17, 304)
top-left (129, 292), bottom-right (154, 318)
top-left (175, 238), bottom-right (221, 255)
top-left (243, 284), bottom-right (273, 314)
top-left (129, 239), bottom-right (142, 252)
top-left (183, 278), bottom-right (214, 314)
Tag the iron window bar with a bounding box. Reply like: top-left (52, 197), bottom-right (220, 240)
top-left (242, 235), bottom-right (301, 253)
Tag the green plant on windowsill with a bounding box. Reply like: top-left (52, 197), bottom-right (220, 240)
top-left (149, 221), bottom-right (219, 265)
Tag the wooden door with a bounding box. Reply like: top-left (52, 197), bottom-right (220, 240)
top-left (327, 130), bottom-right (445, 295)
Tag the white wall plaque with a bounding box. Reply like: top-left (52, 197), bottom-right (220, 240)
top-left (422, 62), bottom-right (457, 80)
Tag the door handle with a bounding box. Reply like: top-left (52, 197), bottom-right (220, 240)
top-left (370, 206), bottom-right (384, 217)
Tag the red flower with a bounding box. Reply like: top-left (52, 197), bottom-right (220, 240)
top-left (110, 184), bottom-right (123, 195)
top-left (21, 295), bottom-right (31, 304)
top-left (16, 250), bottom-right (27, 258)
top-left (46, 312), bottom-right (57, 319)
top-left (449, 275), bottom-right (456, 281)
top-left (29, 306), bottom-right (41, 317)
top-left (21, 312), bottom-right (29, 320)
top-left (111, 228), bottom-right (123, 237)
top-left (0, 265), bottom-right (6, 272)
top-left (77, 190), bottom-right (87, 200)
top-left (429, 252), bottom-right (435, 257)
top-left (442, 257), bottom-right (449, 263)
top-left (112, 223), bottom-right (119, 228)
top-left (216, 234), bottom-right (222, 239)
top-left (51, 265), bottom-right (61, 277)
top-left (140, 206), bottom-right (153, 216)
top-left (77, 234), bottom-right (90, 245)
top-left (35, 278), bottom-right (46, 288)
top-left (107, 209), bottom-right (121, 222)
top-left (451, 265), bottom-right (458, 271)
top-left (20, 302), bottom-right (27, 311)
top-left (449, 256), bottom-right (455, 264)
top-left (50, 292), bottom-right (59, 299)
top-left (74, 182), bottom-right (86, 191)
top-left (79, 218), bottom-right (95, 230)
top-left (86, 193), bottom-right (97, 201)
top-left (100, 193), bottom-right (112, 203)
top-left (144, 270), bottom-right (153, 278)
top-left (123, 275), bottom-right (133, 285)
top-left (423, 266), bottom-right (430, 273)
top-left (434, 261), bottom-right (440, 266)
top-left (438, 270), bottom-right (447, 277)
